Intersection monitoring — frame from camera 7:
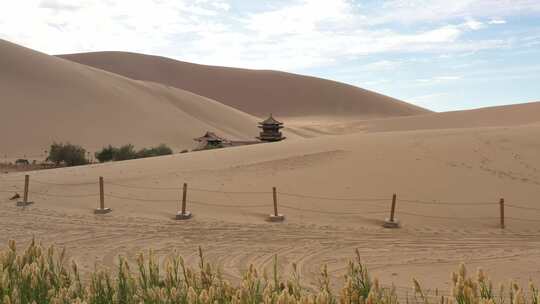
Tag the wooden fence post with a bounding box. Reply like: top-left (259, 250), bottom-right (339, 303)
top-left (383, 193), bottom-right (399, 228)
top-left (95, 176), bottom-right (111, 214)
top-left (24, 174), bottom-right (29, 203)
top-left (268, 186), bottom-right (284, 222)
top-left (390, 193), bottom-right (397, 222)
top-left (273, 187), bottom-right (278, 216)
top-left (100, 176), bottom-right (104, 209)
top-left (17, 174), bottom-right (33, 206)
top-left (499, 198), bottom-right (505, 229)
top-left (176, 183), bottom-right (191, 220)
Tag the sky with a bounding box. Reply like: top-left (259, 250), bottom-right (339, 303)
top-left (1, 0), bottom-right (539, 112)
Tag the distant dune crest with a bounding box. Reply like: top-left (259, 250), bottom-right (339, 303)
top-left (58, 51), bottom-right (431, 118)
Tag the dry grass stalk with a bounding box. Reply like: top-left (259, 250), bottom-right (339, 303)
top-left (0, 240), bottom-right (537, 304)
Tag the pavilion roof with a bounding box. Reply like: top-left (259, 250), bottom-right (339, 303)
top-left (194, 131), bottom-right (225, 142)
top-left (259, 114), bottom-right (283, 125)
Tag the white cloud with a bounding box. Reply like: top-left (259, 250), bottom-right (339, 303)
top-left (39, 0), bottom-right (85, 11)
top-left (371, 0), bottom-right (540, 25)
top-left (414, 76), bottom-right (462, 85)
top-left (0, 0), bottom-right (231, 55)
top-left (463, 19), bottom-right (484, 30)
top-left (488, 19), bottom-right (507, 25)
top-left (0, 0), bottom-right (532, 72)
top-left (245, 0), bottom-right (354, 36)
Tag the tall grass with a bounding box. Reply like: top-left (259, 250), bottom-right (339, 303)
top-left (0, 240), bottom-right (537, 304)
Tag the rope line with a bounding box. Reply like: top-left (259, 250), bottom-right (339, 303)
top-left (506, 217), bottom-right (540, 223)
top-left (107, 182), bottom-right (272, 194)
top-left (278, 192), bottom-right (388, 202)
top-left (279, 203), bottom-right (387, 215)
top-left (188, 200), bottom-right (269, 208)
top-left (398, 211), bottom-right (498, 220)
top-left (505, 204), bottom-right (540, 212)
top-left (32, 180), bottom-right (96, 186)
top-left (0, 179), bottom-right (24, 183)
top-left (30, 191), bottom-right (98, 198)
top-left (107, 193), bottom-right (178, 203)
top-left (0, 190), bottom-right (17, 193)
top-left (400, 199), bottom-right (497, 206)
top-left (190, 187), bottom-right (271, 195)
top-left (105, 195), bottom-right (270, 208)
top-left (3, 177), bottom-right (540, 222)
top-left (107, 182), bottom-right (178, 191)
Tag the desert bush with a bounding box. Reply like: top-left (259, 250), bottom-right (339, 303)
top-left (95, 145), bottom-right (118, 163)
top-left (136, 144), bottom-right (173, 159)
top-left (0, 240), bottom-right (537, 304)
top-left (47, 142), bottom-right (88, 166)
top-left (95, 144), bottom-right (173, 163)
top-left (114, 144), bottom-right (138, 161)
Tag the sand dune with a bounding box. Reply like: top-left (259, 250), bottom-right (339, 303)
top-left (1, 122), bottom-right (539, 291)
top-left (287, 101), bottom-right (540, 136)
top-left (0, 40), bottom-right (282, 158)
top-left (58, 51), bottom-right (430, 118)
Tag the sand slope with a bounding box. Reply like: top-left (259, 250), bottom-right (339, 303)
top-left (0, 40), bottom-right (277, 158)
top-left (58, 52), bottom-right (430, 118)
top-left (1, 121), bottom-right (540, 292)
top-left (287, 101), bottom-right (540, 136)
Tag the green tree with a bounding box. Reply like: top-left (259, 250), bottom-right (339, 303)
top-left (114, 144), bottom-right (137, 161)
top-left (47, 142), bottom-right (88, 166)
top-left (95, 145), bottom-right (118, 163)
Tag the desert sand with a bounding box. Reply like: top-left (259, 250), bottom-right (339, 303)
top-left (1, 40), bottom-right (540, 297)
top-left (2, 118), bottom-right (540, 294)
top-left (58, 51), bottom-right (430, 118)
top-left (287, 101), bottom-right (540, 136)
top-left (0, 39), bottom-right (274, 159)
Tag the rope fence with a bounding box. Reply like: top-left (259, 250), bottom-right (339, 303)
top-left (1, 174), bottom-right (540, 226)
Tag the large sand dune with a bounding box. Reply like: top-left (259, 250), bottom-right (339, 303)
top-left (288, 101), bottom-right (540, 136)
top-left (59, 52), bottom-right (430, 118)
top-left (0, 39), bottom-right (272, 158)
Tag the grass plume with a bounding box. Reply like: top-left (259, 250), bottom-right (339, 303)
top-left (0, 240), bottom-right (536, 304)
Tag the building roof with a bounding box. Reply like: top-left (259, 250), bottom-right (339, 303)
top-left (259, 114), bottom-right (283, 125)
top-left (194, 131), bottom-right (225, 142)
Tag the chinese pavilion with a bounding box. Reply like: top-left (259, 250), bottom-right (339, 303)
top-left (257, 114), bottom-right (285, 142)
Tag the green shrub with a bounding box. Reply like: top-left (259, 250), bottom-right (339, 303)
top-left (114, 144), bottom-right (137, 161)
top-left (95, 144), bottom-right (173, 163)
top-left (151, 143), bottom-right (173, 156)
top-left (95, 145), bottom-right (118, 163)
top-left (47, 142), bottom-right (88, 166)
top-left (136, 144), bottom-right (173, 159)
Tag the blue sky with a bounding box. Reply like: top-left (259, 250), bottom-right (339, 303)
top-left (1, 0), bottom-right (539, 112)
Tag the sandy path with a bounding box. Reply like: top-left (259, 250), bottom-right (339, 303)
top-left (0, 201), bottom-right (539, 297)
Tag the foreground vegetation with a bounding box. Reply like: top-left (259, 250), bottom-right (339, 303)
top-left (0, 240), bottom-right (537, 304)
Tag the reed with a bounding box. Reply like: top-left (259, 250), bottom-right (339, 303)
top-left (0, 240), bottom-right (537, 304)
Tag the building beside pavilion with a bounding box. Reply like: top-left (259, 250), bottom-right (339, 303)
top-left (193, 131), bottom-right (229, 151)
